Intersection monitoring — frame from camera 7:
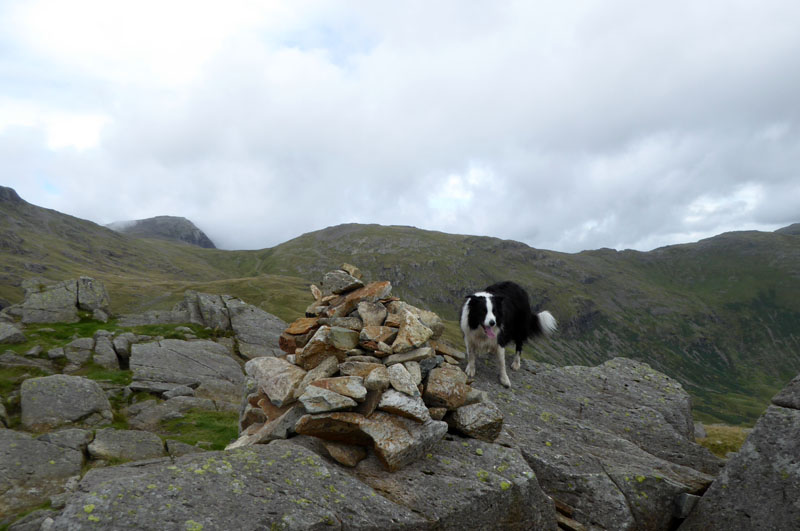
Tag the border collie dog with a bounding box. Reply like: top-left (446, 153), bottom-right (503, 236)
top-left (460, 281), bottom-right (557, 388)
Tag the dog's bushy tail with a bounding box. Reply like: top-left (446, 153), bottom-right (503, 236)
top-left (529, 310), bottom-right (558, 338)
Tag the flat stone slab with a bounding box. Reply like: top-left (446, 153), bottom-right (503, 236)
top-left (295, 411), bottom-right (448, 472)
top-left (130, 339), bottom-right (244, 404)
top-left (88, 428), bottom-right (166, 462)
top-left (20, 374), bottom-right (112, 431)
top-left (298, 385), bottom-right (358, 413)
top-left (245, 356), bottom-right (306, 407)
top-left (310, 376), bottom-right (367, 402)
top-left (321, 270), bottom-right (364, 295)
top-left (378, 389), bottom-right (431, 423)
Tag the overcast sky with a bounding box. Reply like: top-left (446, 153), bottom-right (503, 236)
top-left (2, 1), bottom-right (799, 253)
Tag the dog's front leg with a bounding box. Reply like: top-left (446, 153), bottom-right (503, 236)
top-left (464, 337), bottom-right (476, 378)
top-left (511, 350), bottom-right (521, 371)
top-left (496, 344), bottom-right (511, 388)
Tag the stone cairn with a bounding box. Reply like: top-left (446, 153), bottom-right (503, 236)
top-left (228, 264), bottom-right (504, 471)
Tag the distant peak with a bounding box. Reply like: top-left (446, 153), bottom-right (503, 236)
top-left (107, 215), bottom-right (216, 249)
top-left (0, 186), bottom-right (24, 204)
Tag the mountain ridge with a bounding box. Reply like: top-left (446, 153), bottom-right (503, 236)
top-left (2, 186), bottom-right (799, 424)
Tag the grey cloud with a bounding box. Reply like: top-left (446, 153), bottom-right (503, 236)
top-left (3, 1), bottom-right (799, 253)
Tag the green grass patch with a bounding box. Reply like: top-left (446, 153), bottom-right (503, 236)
top-left (696, 424), bottom-right (751, 458)
top-left (1, 500), bottom-right (53, 531)
top-left (125, 323), bottom-right (221, 340)
top-left (24, 314), bottom-right (119, 342)
top-left (158, 409), bottom-right (238, 451)
top-left (0, 366), bottom-right (51, 396)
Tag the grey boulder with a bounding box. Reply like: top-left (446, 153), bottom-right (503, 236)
top-left (20, 374), bottom-right (112, 431)
top-left (92, 335), bottom-right (119, 370)
top-left (21, 279), bottom-right (79, 324)
top-left (76, 276), bottom-right (111, 313)
top-left (175, 292), bottom-right (286, 357)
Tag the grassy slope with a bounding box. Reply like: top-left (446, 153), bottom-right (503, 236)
top-left (0, 196), bottom-right (310, 322)
top-left (3, 192), bottom-right (799, 424)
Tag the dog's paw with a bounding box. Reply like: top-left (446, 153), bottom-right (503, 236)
top-left (511, 357), bottom-right (521, 371)
top-left (465, 363), bottom-right (475, 378)
top-left (499, 375), bottom-right (511, 388)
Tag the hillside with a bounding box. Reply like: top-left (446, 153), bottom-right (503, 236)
top-left (2, 186), bottom-right (799, 424)
top-left (107, 215), bottom-right (216, 249)
top-left (0, 186), bottom-right (309, 318)
top-left (252, 224), bottom-right (800, 424)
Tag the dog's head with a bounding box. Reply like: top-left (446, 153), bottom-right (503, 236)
top-left (466, 293), bottom-right (503, 338)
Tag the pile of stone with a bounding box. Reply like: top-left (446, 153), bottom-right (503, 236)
top-left (229, 265), bottom-right (504, 471)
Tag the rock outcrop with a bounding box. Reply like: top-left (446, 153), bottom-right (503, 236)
top-left (120, 290), bottom-right (287, 358)
top-left (51, 438), bottom-right (558, 530)
top-left (129, 339), bottom-right (244, 404)
top-left (679, 373), bottom-right (800, 530)
top-left (469, 355), bottom-right (722, 530)
top-left (17, 276), bottom-right (111, 324)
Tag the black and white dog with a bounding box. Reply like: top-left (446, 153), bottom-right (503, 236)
top-left (460, 281), bottom-right (557, 388)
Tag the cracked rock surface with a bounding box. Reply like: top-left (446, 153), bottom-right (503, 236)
top-left (130, 339), bottom-right (244, 404)
top-left (50, 437), bottom-right (558, 530)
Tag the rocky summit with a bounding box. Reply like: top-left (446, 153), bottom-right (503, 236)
top-left (1, 268), bottom-right (800, 530)
top-left (106, 215), bottom-right (216, 249)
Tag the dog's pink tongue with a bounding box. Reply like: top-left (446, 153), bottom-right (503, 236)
top-left (484, 325), bottom-right (496, 338)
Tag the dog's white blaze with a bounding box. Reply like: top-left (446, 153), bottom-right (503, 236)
top-left (473, 292), bottom-right (497, 328)
top-left (538, 311), bottom-right (558, 335)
